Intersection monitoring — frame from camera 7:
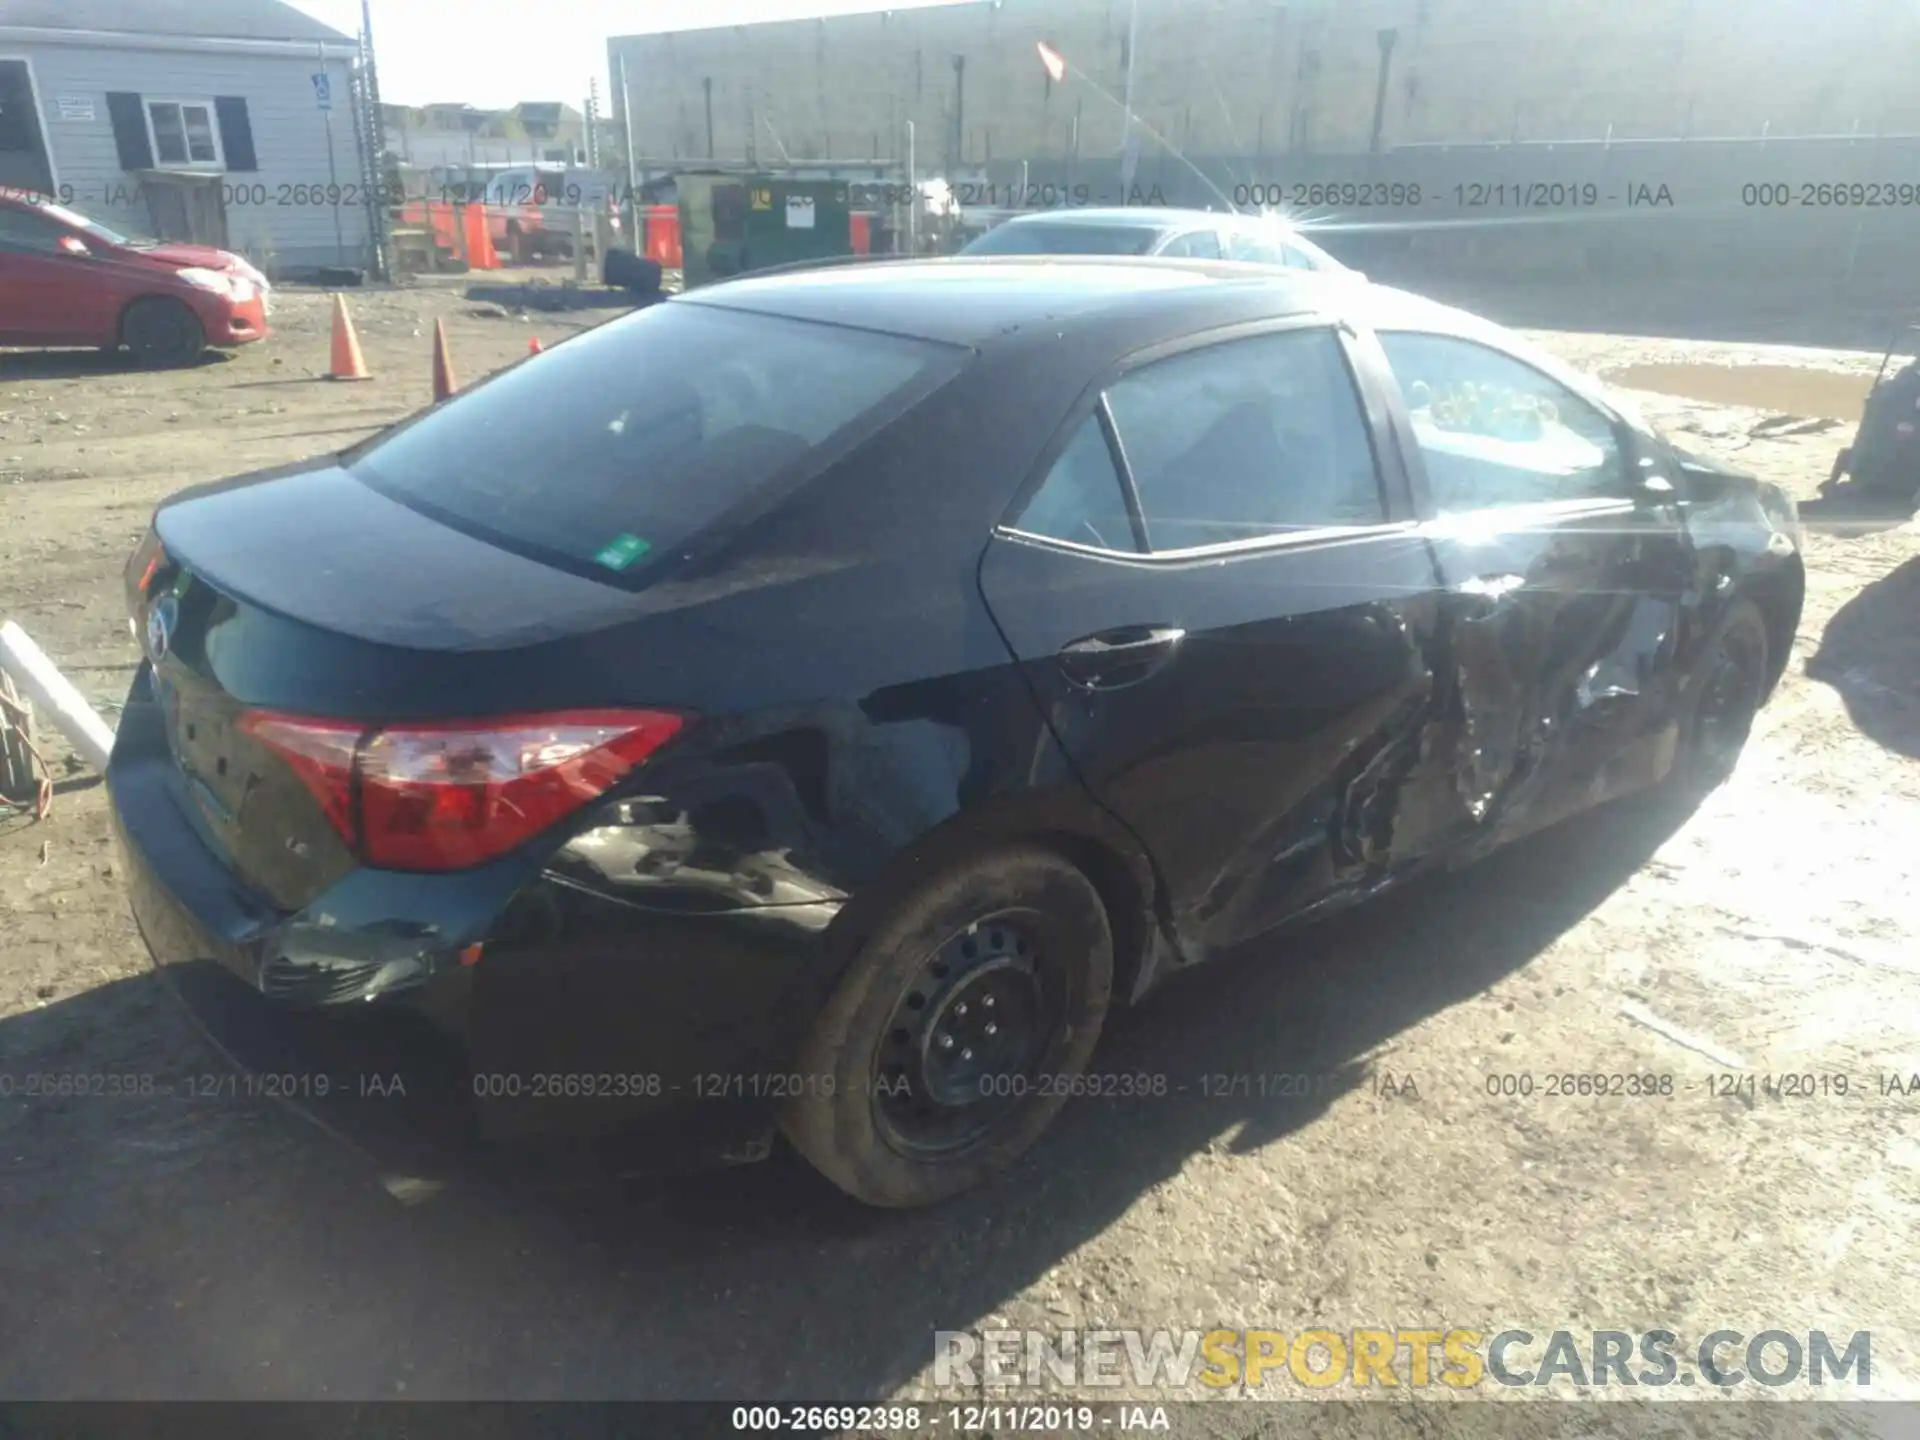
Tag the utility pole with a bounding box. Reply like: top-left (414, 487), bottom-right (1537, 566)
top-left (951, 54), bottom-right (966, 173)
top-left (355, 0), bottom-right (389, 280)
top-left (1119, 0), bottom-right (1140, 189)
top-left (1368, 27), bottom-right (1398, 155)
top-left (617, 50), bottom-right (639, 235)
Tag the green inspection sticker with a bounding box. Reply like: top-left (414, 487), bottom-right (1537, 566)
top-left (592, 533), bottom-right (652, 570)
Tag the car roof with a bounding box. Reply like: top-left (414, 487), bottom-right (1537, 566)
top-left (680, 255), bottom-right (1348, 347)
top-left (989, 206), bottom-right (1234, 233)
top-left (682, 257), bottom-right (1477, 350)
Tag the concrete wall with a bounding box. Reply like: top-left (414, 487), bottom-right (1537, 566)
top-left (608, 0), bottom-right (1920, 168)
top-left (6, 39), bottom-right (364, 272)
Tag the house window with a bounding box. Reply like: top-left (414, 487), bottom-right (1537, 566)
top-left (146, 99), bottom-right (223, 168)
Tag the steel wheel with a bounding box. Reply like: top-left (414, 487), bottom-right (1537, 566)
top-left (781, 845), bottom-right (1113, 1208)
top-left (870, 912), bottom-right (1059, 1158)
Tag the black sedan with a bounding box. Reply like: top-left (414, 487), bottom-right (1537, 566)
top-left (109, 258), bottom-right (1804, 1207)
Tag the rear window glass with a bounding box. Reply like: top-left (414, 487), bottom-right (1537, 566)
top-left (348, 300), bottom-right (962, 585)
top-left (963, 222), bottom-right (1158, 256)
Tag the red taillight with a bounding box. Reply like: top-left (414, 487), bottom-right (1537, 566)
top-left (129, 533), bottom-right (169, 596)
top-left (237, 709), bottom-right (685, 872)
top-left (237, 712), bottom-right (362, 842)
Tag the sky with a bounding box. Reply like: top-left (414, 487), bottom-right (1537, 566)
top-left (288, 0), bottom-right (969, 109)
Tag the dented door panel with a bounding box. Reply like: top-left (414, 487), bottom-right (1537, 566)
top-left (1347, 321), bottom-right (1701, 853)
top-left (979, 527), bottom-right (1451, 961)
top-left (1411, 497), bottom-right (1695, 855)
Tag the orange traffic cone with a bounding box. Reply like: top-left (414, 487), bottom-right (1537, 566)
top-left (327, 294), bottom-right (370, 381)
top-left (528, 337), bottom-right (543, 355)
top-left (431, 318), bottom-right (458, 401)
top-left (461, 203), bottom-right (500, 271)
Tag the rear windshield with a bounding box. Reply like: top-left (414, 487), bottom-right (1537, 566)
top-left (963, 222), bottom-right (1158, 256)
top-left (348, 300), bottom-right (963, 586)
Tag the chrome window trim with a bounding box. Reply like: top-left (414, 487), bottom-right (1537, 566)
top-left (994, 517), bottom-right (1427, 565)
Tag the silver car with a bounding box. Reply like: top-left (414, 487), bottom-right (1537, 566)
top-left (961, 205), bottom-right (1352, 273)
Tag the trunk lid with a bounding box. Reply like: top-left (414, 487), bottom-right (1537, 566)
top-left (129, 464), bottom-right (661, 910)
top-left (153, 461), bottom-right (648, 652)
top-left (132, 555), bottom-right (360, 912)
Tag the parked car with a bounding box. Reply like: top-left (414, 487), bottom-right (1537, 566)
top-left (961, 205), bottom-right (1352, 273)
top-left (109, 257), bottom-right (1803, 1207)
top-left (442, 166), bottom-right (622, 261)
top-left (0, 192), bottom-right (270, 366)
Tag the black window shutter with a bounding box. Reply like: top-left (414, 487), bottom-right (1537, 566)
top-left (106, 92), bottom-right (153, 170)
top-left (214, 97), bottom-right (257, 171)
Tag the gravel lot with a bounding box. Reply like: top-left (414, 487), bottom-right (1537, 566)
top-left (1, 276), bottom-right (1916, 1428)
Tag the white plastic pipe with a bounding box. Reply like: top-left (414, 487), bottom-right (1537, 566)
top-left (0, 620), bottom-right (116, 774)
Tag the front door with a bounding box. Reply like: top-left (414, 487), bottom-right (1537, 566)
top-left (0, 202), bottom-right (88, 343)
top-left (1366, 327), bottom-right (1698, 846)
top-left (979, 320), bottom-right (1454, 961)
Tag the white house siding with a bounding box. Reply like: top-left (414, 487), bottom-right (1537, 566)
top-left (12, 39), bottom-right (364, 273)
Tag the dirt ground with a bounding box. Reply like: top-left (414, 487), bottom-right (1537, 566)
top-left (1, 273), bottom-right (1917, 1426)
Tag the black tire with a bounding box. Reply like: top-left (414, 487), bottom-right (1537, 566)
top-left (781, 845), bottom-right (1114, 1208)
top-left (1668, 597), bottom-right (1769, 799)
top-left (122, 297), bottom-right (206, 368)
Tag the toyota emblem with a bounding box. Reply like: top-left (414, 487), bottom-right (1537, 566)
top-left (146, 596), bottom-right (178, 662)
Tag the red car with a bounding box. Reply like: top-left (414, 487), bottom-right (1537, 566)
top-left (0, 192), bottom-right (270, 367)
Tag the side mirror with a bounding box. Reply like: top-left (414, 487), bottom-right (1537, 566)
top-left (58, 235), bottom-right (90, 257)
top-left (1635, 453), bottom-right (1678, 502)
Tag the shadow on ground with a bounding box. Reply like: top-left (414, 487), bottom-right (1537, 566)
top-left (1807, 554), bottom-right (1920, 759)
top-left (0, 349), bottom-right (233, 380)
top-left (1799, 487), bottom-right (1918, 539)
top-left (0, 793), bottom-right (1688, 1401)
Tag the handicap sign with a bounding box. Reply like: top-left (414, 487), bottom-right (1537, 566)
top-left (312, 72), bottom-right (332, 110)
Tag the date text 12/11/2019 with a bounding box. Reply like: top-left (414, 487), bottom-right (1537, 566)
top-left (1233, 181), bottom-right (1677, 209)
top-left (728, 1405), bottom-right (1171, 1432)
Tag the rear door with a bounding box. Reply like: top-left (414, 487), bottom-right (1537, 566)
top-left (979, 319), bottom-right (1453, 960)
top-left (1365, 327), bottom-right (1698, 838)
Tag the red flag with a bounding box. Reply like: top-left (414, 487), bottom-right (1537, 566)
top-left (1037, 40), bottom-right (1067, 82)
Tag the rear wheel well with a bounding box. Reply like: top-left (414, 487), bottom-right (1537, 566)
top-left (821, 825), bottom-right (1158, 1011)
top-left (1035, 831), bottom-right (1152, 1005)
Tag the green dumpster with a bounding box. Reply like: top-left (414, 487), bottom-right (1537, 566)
top-left (677, 172), bottom-right (854, 288)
